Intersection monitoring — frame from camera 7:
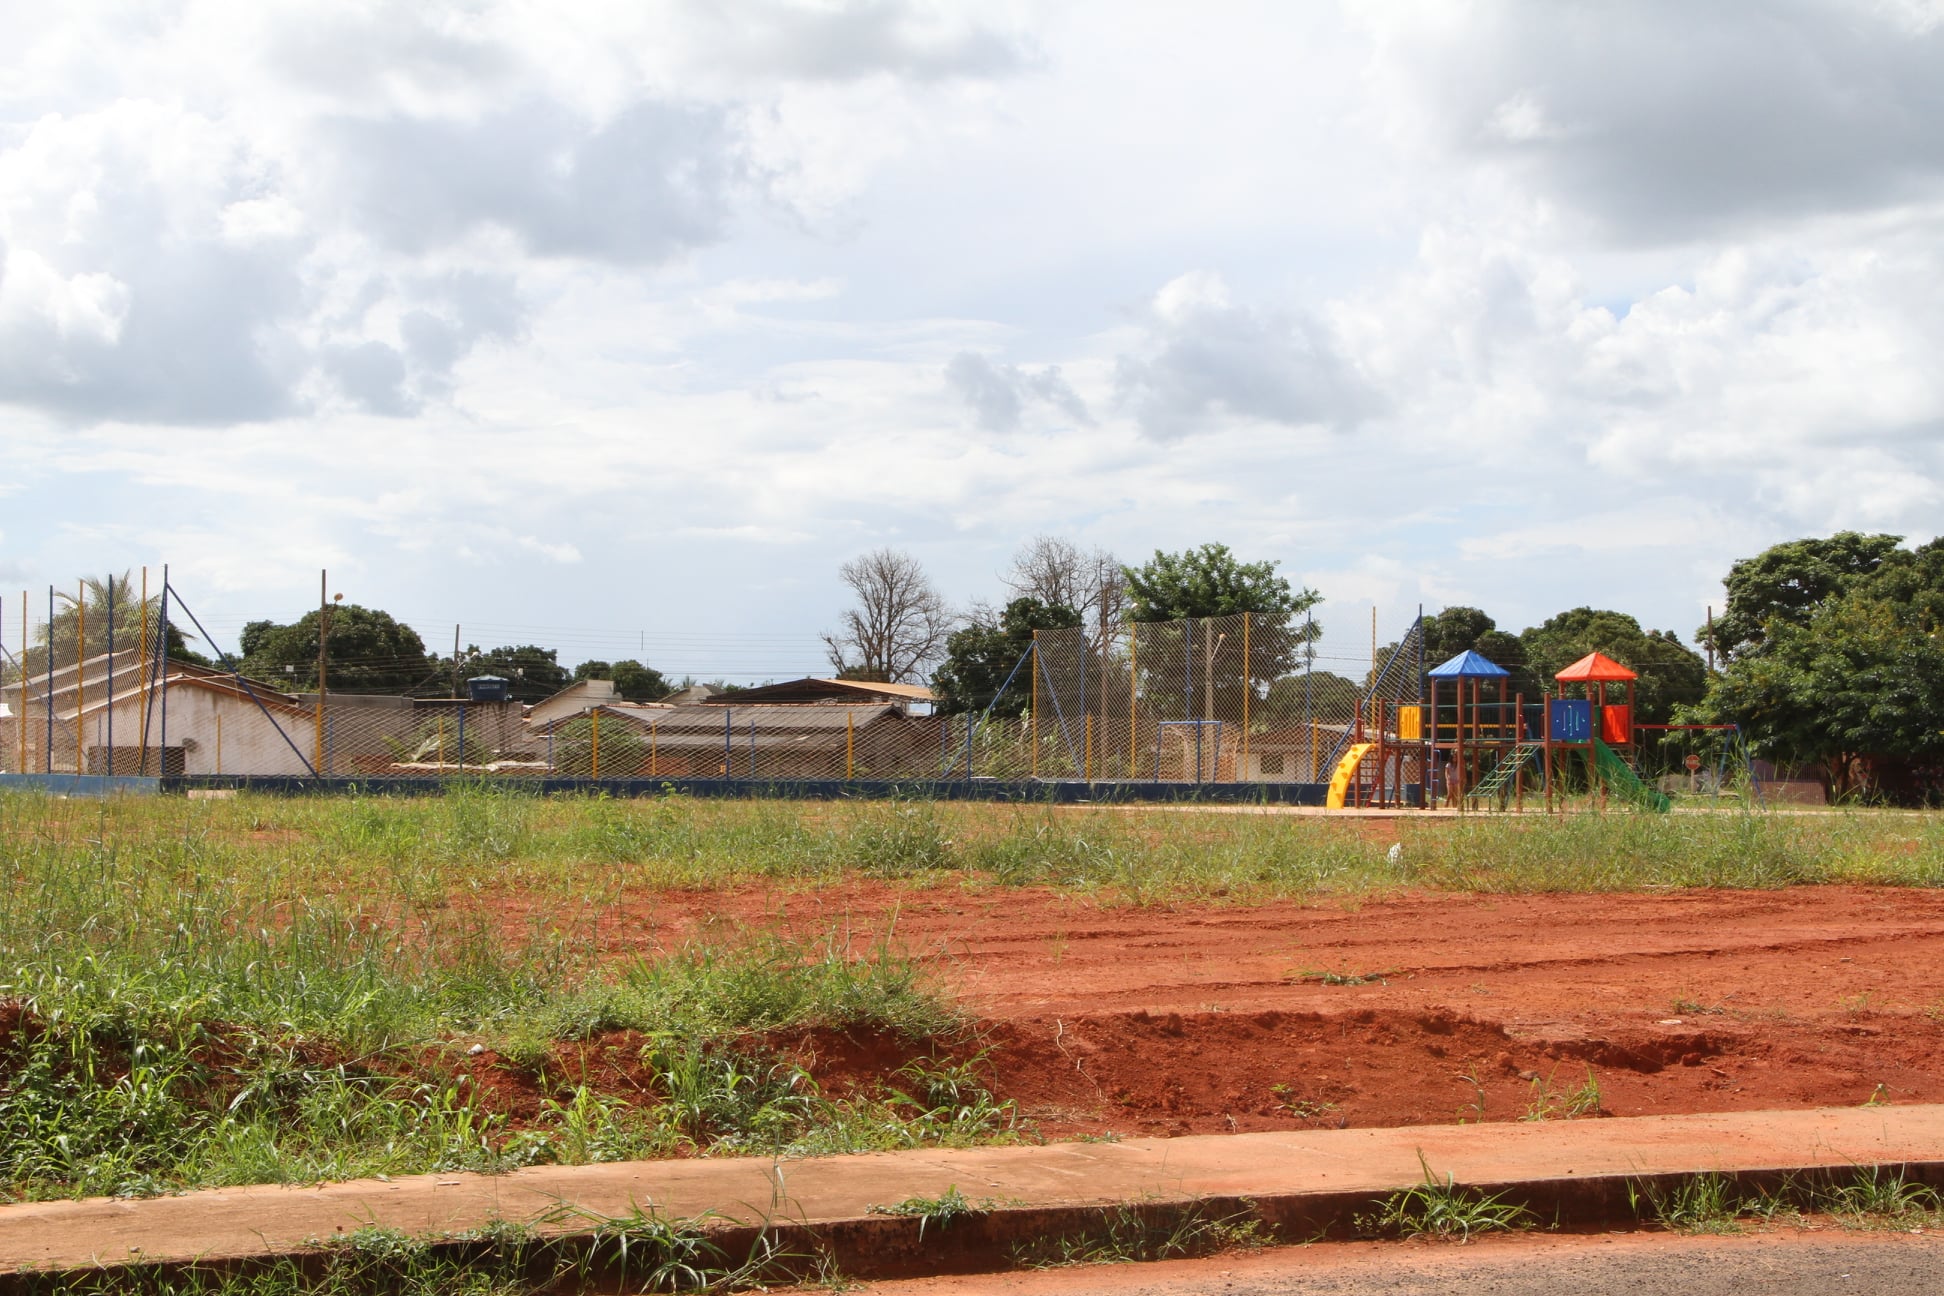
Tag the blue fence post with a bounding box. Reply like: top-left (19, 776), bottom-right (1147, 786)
top-left (723, 708), bottom-right (732, 778)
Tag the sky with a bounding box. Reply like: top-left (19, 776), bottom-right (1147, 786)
top-left (3, 0), bottom-right (1943, 682)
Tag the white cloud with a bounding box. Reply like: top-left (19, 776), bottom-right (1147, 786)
top-left (4, 1), bottom-right (1943, 667)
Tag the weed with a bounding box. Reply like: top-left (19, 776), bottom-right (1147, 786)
top-left (1356, 1154), bottom-right (1534, 1242)
top-left (1630, 1172), bottom-right (1744, 1233)
top-left (1269, 1085), bottom-right (1340, 1122)
top-left (867, 1185), bottom-right (992, 1239)
top-left (1521, 1067), bottom-right (1603, 1121)
top-left (1455, 1068), bottom-right (1488, 1124)
top-left (1821, 1166), bottom-right (1943, 1221)
top-left (1011, 1200), bottom-right (1268, 1268)
top-left (1296, 969), bottom-right (1392, 986)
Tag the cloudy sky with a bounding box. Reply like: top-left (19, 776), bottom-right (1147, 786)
top-left (4, 0), bottom-right (1942, 680)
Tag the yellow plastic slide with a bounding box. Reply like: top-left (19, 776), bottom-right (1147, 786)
top-left (1325, 743), bottom-right (1375, 809)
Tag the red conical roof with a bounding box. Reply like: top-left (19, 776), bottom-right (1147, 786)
top-left (1554, 651), bottom-right (1637, 682)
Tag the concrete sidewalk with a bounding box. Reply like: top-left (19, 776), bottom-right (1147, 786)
top-left (2, 1106), bottom-right (1941, 1280)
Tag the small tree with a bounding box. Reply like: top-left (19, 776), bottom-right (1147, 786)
top-left (453, 645), bottom-right (572, 702)
top-left (238, 604), bottom-right (429, 693)
top-left (1122, 543), bottom-right (1317, 623)
top-left (823, 548), bottom-right (952, 684)
top-left (1004, 535), bottom-right (1127, 647)
top-left (932, 597), bottom-right (1082, 716)
top-left (573, 658), bottom-right (671, 701)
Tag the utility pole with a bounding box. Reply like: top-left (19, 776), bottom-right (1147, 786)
top-left (1705, 605), bottom-right (1716, 672)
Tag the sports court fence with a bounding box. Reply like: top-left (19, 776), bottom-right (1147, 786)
top-left (0, 573), bottom-right (1424, 787)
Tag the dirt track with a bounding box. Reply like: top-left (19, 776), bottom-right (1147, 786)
top-left (483, 884), bottom-right (1944, 1139)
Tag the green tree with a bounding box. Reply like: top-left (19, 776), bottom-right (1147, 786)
top-left (1697, 593), bottom-right (1944, 798)
top-left (455, 645), bottom-right (571, 702)
top-left (238, 605), bottom-right (432, 694)
top-left (1704, 531), bottom-right (1904, 663)
top-left (573, 658), bottom-right (672, 702)
top-left (1694, 536), bottom-right (1944, 796)
top-left (1519, 608), bottom-right (1707, 724)
top-left (1122, 543), bottom-right (1317, 623)
top-left (931, 597), bottom-right (1081, 717)
top-left (7, 573), bottom-right (204, 680)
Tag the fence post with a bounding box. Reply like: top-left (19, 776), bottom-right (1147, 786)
top-left (105, 587), bottom-right (114, 774)
top-left (74, 581), bottom-right (84, 774)
top-left (1031, 630), bottom-right (1040, 779)
top-left (45, 585), bottom-right (54, 774)
top-left (1241, 613), bottom-right (1250, 776)
top-left (591, 709), bottom-right (600, 780)
top-left (457, 705), bottom-right (466, 775)
top-left (158, 570), bottom-right (170, 777)
top-left (17, 593), bottom-right (26, 772)
top-left (650, 722), bottom-right (658, 776)
top-left (723, 708), bottom-right (731, 778)
top-left (1128, 623), bottom-right (1138, 778)
top-left (846, 710), bottom-right (854, 779)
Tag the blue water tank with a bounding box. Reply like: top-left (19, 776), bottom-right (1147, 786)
top-left (467, 675), bottom-right (511, 703)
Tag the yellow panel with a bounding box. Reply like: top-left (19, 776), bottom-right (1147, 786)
top-left (1396, 705), bottom-right (1422, 742)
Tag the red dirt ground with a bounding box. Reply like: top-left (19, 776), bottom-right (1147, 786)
top-left (475, 884), bottom-right (1944, 1139)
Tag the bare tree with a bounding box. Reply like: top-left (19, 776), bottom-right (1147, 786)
top-left (823, 548), bottom-right (953, 683)
top-left (1003, 535), bottom-right (1127, 647)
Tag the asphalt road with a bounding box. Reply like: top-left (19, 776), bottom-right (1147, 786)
top-left (849, 1230), bottom-right (1944, 1295)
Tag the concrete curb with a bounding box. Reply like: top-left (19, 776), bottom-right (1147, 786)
top-left (2, 1106), bottom-right (1941, 1288)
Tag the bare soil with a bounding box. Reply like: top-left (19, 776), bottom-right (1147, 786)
top-left (471, 883), bottom-right (1944, 1139)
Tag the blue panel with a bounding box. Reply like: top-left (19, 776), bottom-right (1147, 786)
top-left (1549, 699), bottom-right (1592, 742)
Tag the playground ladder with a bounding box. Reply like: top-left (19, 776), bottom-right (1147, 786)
top-left (1592, 738), bottom-right (1673, 813)
top-left (1463, 742), bottom-right (1543, 808)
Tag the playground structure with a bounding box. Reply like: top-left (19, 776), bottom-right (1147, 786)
top-left (1320, 646), bottom-right (1727, 813)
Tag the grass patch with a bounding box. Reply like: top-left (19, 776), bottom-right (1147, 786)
top-left (1010, 1200), bottom-right (1269, 1268)
top-left (1628, 1167), bottom-right (1944, 1234)
top-left (1355, 1155), bottom-right (1534, 1242)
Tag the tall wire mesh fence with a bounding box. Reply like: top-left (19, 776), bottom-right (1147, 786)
top-left (1, 576), bottom-right (1425, 785)
top-left (1, 581), bottom-right (174, 775)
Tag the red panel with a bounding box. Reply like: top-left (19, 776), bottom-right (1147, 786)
top-left (1601, 704), bottom-right (1632, 745)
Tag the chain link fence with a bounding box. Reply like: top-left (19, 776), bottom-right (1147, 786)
top-left (2, 575), bottom-right (1424, 786)
top-left (1, 584), bottom-right (174, 775)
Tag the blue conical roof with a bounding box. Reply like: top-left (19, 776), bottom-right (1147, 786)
top-left (1427, 649), bottom-right (1510, 679)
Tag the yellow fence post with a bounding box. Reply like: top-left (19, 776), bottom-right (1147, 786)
top-left (437, 716), bottom-right (446, 768)
top-left (650, 722), bottom-right (658, 777)
top-left (74, 582), bottom-right (85, 773)
top-left (1241, 613), bottom-right (1251, 776)
top-left (846, 710), bottom-right (855, 779)
top-left (591, 710), bottom-right (601, 780)
top-left (17, 593), bottom-right (26, 772)
top-left (215, 713), bottom-right (221, 775)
